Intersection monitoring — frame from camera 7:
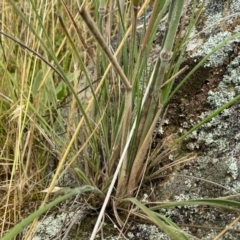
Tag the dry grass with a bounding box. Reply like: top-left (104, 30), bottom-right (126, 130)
top-left (0, 0), bottom-right (94, 236)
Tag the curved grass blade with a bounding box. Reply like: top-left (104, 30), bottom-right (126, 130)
top-left (1, 186), bottom-right (100, 240)
top-left (150, 199), bottom-right (240, 213)
top-left (125, 198), bottom-right (189, 240)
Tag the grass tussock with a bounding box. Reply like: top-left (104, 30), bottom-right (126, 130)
top-left (1, 0), bottom-right (240, 239)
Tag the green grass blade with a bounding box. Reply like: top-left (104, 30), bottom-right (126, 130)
top-left (74, 167), bottom-right (93, 186)
top-left (125, 198), bottom-right (189, 240)
top-left (150, 199), bottom-right (240, 213)
top-left (155, 213), bottom-right (190, 240)
top-left (176, 93), bottom-right (240, 143)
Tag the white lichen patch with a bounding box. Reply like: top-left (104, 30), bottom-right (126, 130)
top-left (28, 211), bottom-right (80, 240)
top-left (207, 90), bottom-right (235, 108)
top-left (230, 0), bottom-right (240, 14)
top-left (192, 31), bottom-right (234, 67)
top-left (227, 157), bottom-right (238, 180)
top-left (203, 12), bottom-right (223, 35)
top-left (188, 0), bottom-right (240, 67)
top-left (187, 53), bottom-right (240, 158)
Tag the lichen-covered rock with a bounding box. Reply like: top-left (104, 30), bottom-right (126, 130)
top-left (145, 0), bottom-right (240, 239)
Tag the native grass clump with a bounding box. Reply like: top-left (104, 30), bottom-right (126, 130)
top-left (1, 0), bottom-right (240, 239)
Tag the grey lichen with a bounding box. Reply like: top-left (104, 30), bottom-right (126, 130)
top-left (186, 54), bottom-right (240, 158)
top-left (230, 0), bottom-right (240, 14)
top-left (28, 210), bottom-right (82, 240)
top-left (205, 0), bottom-right (224, 15)
top-left (207, 91), bottom-right (235, 109)
top-left (203, 13), bottom-right (223, 35)
top-left (190, 0), bottom-right (240, 67)
top-left (103, 224), bottom-right (172, 240)
top-left (192, 31), bottom-right (233, 67)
